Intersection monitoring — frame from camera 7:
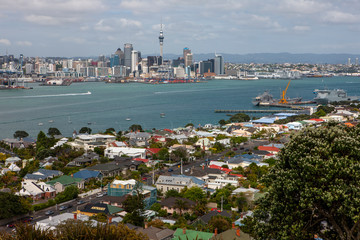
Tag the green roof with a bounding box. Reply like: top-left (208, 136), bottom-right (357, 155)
top-left (107, 204), bottom-right (123, 215)
top-left (47, 175), bottom-right (83, 186)
top-left (173, 228), bottom-right (214, 240)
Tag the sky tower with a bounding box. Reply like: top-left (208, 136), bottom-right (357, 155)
top-left (159, 22), bottom-right (164, 65)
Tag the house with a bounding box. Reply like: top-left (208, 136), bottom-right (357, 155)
top-left (24, 169), bottom-right (63, 181)
top-left (156, 175), bottom-right (197, 193)
top-left (146, 148), bottom-right (161, 158)
top-left (17, 179), bottom-right (56, 200)
top-left (101, 195), bottom-right (128, 207)
top-left (125, 132), bottom-right (151, 147)
top-left (69, 134), bottom-right (116, 150)
top-left (8, 163), bottom-right (21, 172)
top-left (286, 121), bottom-right (304, 130)
top-left (36, 213), bottom-right (89, 231)
top-left (169, 144), bottom-right (195, 155)
top-left (67, 152), bottom-right (100, 167)
top-left (160, 197), bottom-right (196, 215)
top-left (107, 179), bottom-right (157, 208)
top-left (172, 228), bottom-right (213, 240)
top-left (136, 225), bottom-right (174, 240)
top-left (73, 169), bottom-right (102, 181)
top-left (210, 227), bottom-right (251, 240)
top-left (47, 175), bottom-right (85, 193)
top-left (104, 147), bottom-right (147, 159)
top-left (192, 211), bottom-right (231, 228)
top-left (258, 146), bottom-right (280, 154)
top-left (232, 187), bottom-right (260, 201)
top-left (5, 156), bottom-right (21, 166)
top-left (77, 203), bottom-right (123, 217)
top-left (169, 134), bottom-right (188, 144)
top-left (194, 138), bottom-right (211, 150)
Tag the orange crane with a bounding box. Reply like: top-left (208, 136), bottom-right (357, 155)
top-left (279, 79), bottom-right (291, 104)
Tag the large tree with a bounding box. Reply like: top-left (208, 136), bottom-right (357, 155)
top-left (248, 123), bottom-right (360, 240)
top-left (13, 130), bottom-right (29, 139)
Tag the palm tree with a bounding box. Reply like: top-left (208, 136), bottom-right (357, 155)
top-left (174, 199), bottom-right (188, 216)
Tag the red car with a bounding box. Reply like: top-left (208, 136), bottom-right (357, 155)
top-left (7, 223), bottom-right (15, 228)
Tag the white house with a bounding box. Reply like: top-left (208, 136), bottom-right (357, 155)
top-left (104, 147), bottom-right (147, 159)
top-left (285, 122), bottom-right (303, 130)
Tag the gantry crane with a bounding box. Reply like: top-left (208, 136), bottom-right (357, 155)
top-left (279, 79), bottom-right (291, 104)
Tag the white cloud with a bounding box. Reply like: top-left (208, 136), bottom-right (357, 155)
top-left (0, 39), bottom-right (11, 45)
top-left (323, 11), bottom-right (360, 24)
top-left (60, 37), bottom-right (86, 44)
top-left (293, 25), bottom-right (310, 31)
top-left (25, 15), bottom-right (77, 26)
top-left (94, 19), bottom-right (114, 32)
top-left (118, 18), bottom-right (142, 28)
top-left (16, 41), bottom-right (32, 46)
top-left (94, 18), bottom-right (142, 32)
top-left (277, 0), bottom-right (331, 15)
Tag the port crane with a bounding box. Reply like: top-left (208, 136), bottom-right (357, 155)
top-left (279, 79), bottom-right (291, 104)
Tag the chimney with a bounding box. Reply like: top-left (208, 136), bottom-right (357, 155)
top-left (182, 228), bottom-right (186, 234)
top-left (108, 217), bottom-right (112, 224)
top-left (74, 213), bottom-right (77, 220)
top-left (71, 174), bottom-right (74, 178)
top-left (145, 222), bottom-right (148, 229)
top-left (236, 228), bottom-right (240, 237)
top-left (214, 228), bottom-right (218, 236)
top-left (232, 223), bottom-right (235, 229)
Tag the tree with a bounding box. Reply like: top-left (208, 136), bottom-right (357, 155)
top-left (79, 127), bottom-right (92, 134)
top-left (55, 185), bottom-right (78, 204)
top-left (0, 192), bottom-right (31, 219)
top-left (208, 215), bottom-right (232, 233)
top-left (48, 127), bottom-right (61, 136)
top-left (129, 124), bottom-right (143, 132)
top-left (183, 186), bottom-right (206, 203)
top-left (185, 123), bottom-right (194, 128)
top-left (218, 119), bottom-right (227, 126)
top-left (228, 113), bottom-right (250, 123)
top-left (13, 130), bottom-right (29, 139)
top-left (36, 131), bottom-right (49, 150)
top-left (165, 189), bottom-right (182, 198)
top-left (122, 183), bottom-right (145, 227)
top-left (248, 123), bottom-right (360, 240)
top-left (174, 199), bottom-right (188, 216)
top-left (90, 212), bottom-right (108, 223)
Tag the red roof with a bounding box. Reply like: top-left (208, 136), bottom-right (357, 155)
top-left (258, 146), bottom-right (280, 152)
top-left (133, 158), bottom-right (149, 163)
top-left (209, 164), bottom-right (232, 172)
top-left (309, 118), bottom-right (324, 122)
top-left (229, 173), bottom-right (244, 178)
top-left (163, 129), bottom-right (174, 133)
top-left (146, 148), bottom-right (161, 154)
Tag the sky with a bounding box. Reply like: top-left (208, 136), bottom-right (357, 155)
top-left (1, 0), bottom-right (360, 57)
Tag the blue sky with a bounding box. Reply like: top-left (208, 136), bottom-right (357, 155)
top-left (1, 0), bottom-right (360, 57)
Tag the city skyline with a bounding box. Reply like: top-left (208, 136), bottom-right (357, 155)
top-left (1, 0), bottom-right (360, 57)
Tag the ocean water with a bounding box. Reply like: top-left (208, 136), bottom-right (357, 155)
top-left (0, 76), bottom-right (359, 139)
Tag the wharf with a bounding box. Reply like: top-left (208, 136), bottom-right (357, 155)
top-left (215, 109), bottom-right (309, 114)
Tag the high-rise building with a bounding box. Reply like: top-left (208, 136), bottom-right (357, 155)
top-left (131, 50), bottom-right (139, 73)
top-left (199, 60), bottom-right (213, 75)
top-left (159, 23), bottom-right (164, 65)
top-left (183, 47), bottom-right (191, 67)
top-left (356, 58), bottom-right (359, 66)
top-left (185, 53), bottom-right (193, 68)
top-left (115, 48), bottom-right (125, 65)
top-left (214, 54), bottom-right (224, 75)
top-left (124, 43), bottom-right (133, 68)
top-left (348, 58), bottom-right (351, 66)
top-left (110, 54), bottom-right (120, 67)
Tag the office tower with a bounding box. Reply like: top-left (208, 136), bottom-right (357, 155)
top-left (185, 53), bottom-right (193, 68)
top-left (110, 54), bottom-right (120, 67)
top-left (183, 47), bottom-right (191, 67)
top-left (124, 43), bottom-right (133, 68)
top-left (199, 60), bottom-right (213, 75)
top-left (131, 50), bottom-right (139, 72)
top-left (348, 58), bottom-right (351, 66)
top-left (159, 23), bottom-right (164, 65)
top-left (214, 54), bottom-right (224, 75)
top-left (356, 58), bottom-right (359, 66)
top-left (115, 48), bottom-right (125, 65)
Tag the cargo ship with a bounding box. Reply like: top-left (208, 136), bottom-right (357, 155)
top-left (313, 89), bottom-right (360, 104)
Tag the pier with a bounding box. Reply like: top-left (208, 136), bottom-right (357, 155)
top-left (214, 109), bottom-right (309, 114)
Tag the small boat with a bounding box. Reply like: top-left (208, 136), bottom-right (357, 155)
top-left (126, 118), bottom-right (131, 121)
top-left (87, 122), bottom-right (92, 125)
top-left (68, 116), bottom-right (72, 124)
top-left (160, 113), bottom-right (165, 118)
top-left (48, 120), bottom-right (54, 123)
top-left (38, 122), bottom-right (43, 126)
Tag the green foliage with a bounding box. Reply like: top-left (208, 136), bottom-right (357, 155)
top-left (170, 147), bottom-right (187, 162)
top-left (55, 185), bottom-right (78, 204)
top-left (316, 105), bottom-right (334, 113)
top-left (122, 189), bottom-right (145, 227)
top-left (129, 124), bottom-right (143, 132)
top-left (1, 220), bottom-right (148, 240)
top-left (230, 136), bottom-right (248, 145)
top-left (274, 114), bottom-right (312, 124)
top-left (174, 199), bottom-right (189, 216)
top-left (89, 212), bottom-right (108, 223)
top-left (228, 113), bottom-right (250, 123)
top-left (0, 193), bottom-right (31, 219)
top-left (94, 147), bottom-right (105, 157)
top-left (215, 134), bottom-right (228, 141)
top-left (225, 151), bottom-right (235, 157)
top-left (48, 127), bottom-right (61, 136)
top-left (314, 108), bottom-right (326, 117)
top-left (212, 142), bottom-right (225, 153)
top-left (36, 131), bottom-right (49, 151)
top-left (185, 123), bottom-right (194, 128)
top-left (33, 199), bottom-right (56, 211)
top-left (218, 119), bottom-right (227, 126)
top-left (208, 215), bottom-right (232, 233)
top-left (249, 123), bottom-right (360, 240)
top-left (165, 189), bottom-right (182, 198)
top-left (183, 186), bottom-right (206, 203)
top-left (104, 128), bottom-right (116, 135)
top-left (150, 203), bottom-right (162, 212)
top-left (155, 148), bottom-right (169, 160)
top-left (79, 127), bottom-right (92, 134)
top-left (13, 130), bottom-right (29, 139)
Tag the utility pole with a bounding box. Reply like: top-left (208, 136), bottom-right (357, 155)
top-left (152, 162), bottom-right (155, 185)
top-left (181, 158), bottom-right (183, 175)
top-left (221, 196), bottom-right (223, 212)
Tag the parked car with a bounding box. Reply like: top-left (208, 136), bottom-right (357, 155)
top-left (59, 205), bottom-right (70, 211)
top-left (77, 200), bottom-right (86, 205)
top-left (21, 217), bottom-right (33, 223)
top-left (6, 223), bottom-right (15, 228)
top-left (96, 193), bottom-right (104, 198)
top-left (168, 168), bottom-right (173, 172)
top-left (45, 210), bottom-right (54, 215)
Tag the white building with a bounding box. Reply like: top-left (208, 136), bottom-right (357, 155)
top-left (105, 147), bottom-right (147, 159)
top-left (36, 213), bottom-right (89, 231)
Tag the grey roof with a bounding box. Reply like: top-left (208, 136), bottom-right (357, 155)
top-left (156, 175), bottom-right (192, 186)
top-left (160, 197), bottom-right (196, 208)
top-left (194, 211), bottom-right (232, 225)
top-left (136, 226), bottom-right (174, 240)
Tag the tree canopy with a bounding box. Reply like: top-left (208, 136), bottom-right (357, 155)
top-left (48, 127), bottom-right (61, 136)
top-left (79, 127), bottom-right (92, 134)
top-left (13, 130), bottom-right (29, 139)
top-left (247, 123), bottom-right (360, 240)
top-left (0, 192), bottom-right (31, 219)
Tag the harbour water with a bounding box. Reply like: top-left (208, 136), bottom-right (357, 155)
top-left (0, 76), bottom-right (359, 139)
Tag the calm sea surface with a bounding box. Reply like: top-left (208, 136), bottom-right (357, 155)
top-left (0, 76), bottom-right (359, 139)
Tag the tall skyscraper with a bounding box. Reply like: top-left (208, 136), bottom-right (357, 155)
top-left (115, 48), bottom-right (125, 66)
top-left (348, 58), bottom-right (351, 66)
top-left (124, 43), bottom-right (133, 68)
top-left (183, 47), bottom-right (191, 67)
top-left (356, 58), bottom-right (359, 66)
top-left (159, 23), bottom-right (164, 65)
top-left (131, 50), bottom-right (139, 72)
top-left (214, 54), bottom-right (224, 75)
